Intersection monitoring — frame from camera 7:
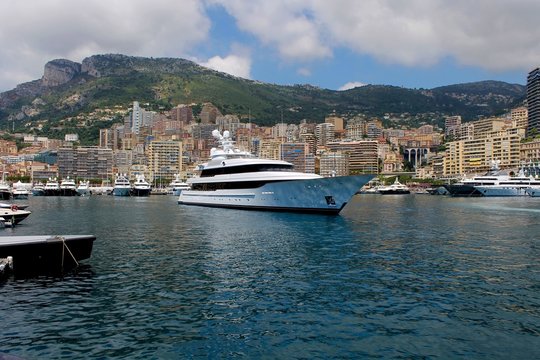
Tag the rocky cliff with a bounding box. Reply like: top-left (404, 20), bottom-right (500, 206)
top-left (42, 59), bottom-right (82, 87)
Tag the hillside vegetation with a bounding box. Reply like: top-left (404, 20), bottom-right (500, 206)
top-left (0, 54), bottom-right (527, 135)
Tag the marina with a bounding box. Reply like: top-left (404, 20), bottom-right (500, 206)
top-left (0, 195), bottom-right (538, 358)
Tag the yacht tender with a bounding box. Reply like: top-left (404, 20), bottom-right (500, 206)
top-left (178, 130), bottom-right (374, 214)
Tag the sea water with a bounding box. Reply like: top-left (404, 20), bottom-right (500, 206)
top-left (0, 195), bottom-right (539, 359)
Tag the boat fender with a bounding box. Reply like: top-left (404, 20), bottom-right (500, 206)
top-left (222, 161), bottom-right (226, 166)
top-left (10, 204), bottom-right (18, 212)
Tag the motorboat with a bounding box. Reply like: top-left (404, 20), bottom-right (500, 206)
top-left (112, 174), bottom-right (131, 196)
top-left (0, 181), bottom-right (12, 201)
top-left (378, 178), bottom-right (411, 195)
top-left (443, 161), bottom-right (507, 197)
top-left (0, 202), bottom-right (29, 210)
top-left (77, 180), bottom-right (91, 196)
top-left (11, 181), bottom-right (30, 199)
top-left (178, 130), bottom-right (374, 214)
top-left (474, 169), bottom-right (540, 196)
top-left (31, 183), bottom-right (45, 196)
top-left (131, 174), bottom-right (151, 196)
top-left (43, 177), bottom-right (61, 196)
top-left (169, 174), bottom-right (190, 196)
top-left (0, 205), bottom-right (31, 225)
top-left (60, 176), bottom-right (78, 196)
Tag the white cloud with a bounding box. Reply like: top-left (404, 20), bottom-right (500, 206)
top-left (210, 0), bottom-right (331, 61)
top-left (338, 82), bottom-right (367, 91)
top-left (297, 67), bottom-right (311, 76)
top-left (0, 0), bottom-right (210, 91)
top-left (213, 0), bottom-right (540, 71)
top-left (2, 0), bottom-right (539, 92)
top-left (200, 53), bottom-right (252, 78)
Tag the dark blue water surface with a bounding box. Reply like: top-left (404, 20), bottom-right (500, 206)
top-left (1, 194), bottom-right (539, 359)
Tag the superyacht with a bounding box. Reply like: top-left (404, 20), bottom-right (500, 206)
top-left (474, 168), bottom-right (540, 196)
top-left (112, 174), bottom-right (131, 196)
top-left (178, 130), bottom-right (374, 214)
top-left (131, 174), bottom-right (151, 197)
top-left (60, 176), bottom-right (78, 196)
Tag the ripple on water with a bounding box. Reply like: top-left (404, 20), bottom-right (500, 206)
top-left (1, 195), bottom-right (540, 358)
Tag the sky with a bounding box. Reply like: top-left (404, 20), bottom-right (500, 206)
top-left (0, 0), bottom-right (539, 93)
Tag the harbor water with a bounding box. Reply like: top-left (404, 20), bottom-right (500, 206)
top-left (1, 194), bottom-right (539, 359)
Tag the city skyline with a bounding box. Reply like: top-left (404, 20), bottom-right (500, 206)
top-left (1, 0), bottom-right (539, 93)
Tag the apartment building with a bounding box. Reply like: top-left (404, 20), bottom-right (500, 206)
top-left (147, 140), bottom-right (183, 182)
top-left (57, 146), bottom-right (113, 180)
top-left (327, 140), bottom-right (378, 174)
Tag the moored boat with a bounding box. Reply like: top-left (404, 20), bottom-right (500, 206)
top-left (443, 161), bottom-right (507, 197)
top-left (60, 176), bottom-right (79, 196)
top-left (43, 177), bottom-right (61, 196)
top-left (474, 169), bottom-right (540, 196)
top-left (178, 130), bottom-right (374, 214)
top-left (169, 174), bottom-right (190, 196)
top-left (0, 205), bottom-right (31, 225)
top-left (11, 181), bottom-right (30, 199)
top-left (77, 180), bottom-right (92, 196)
top-left (31, 183), bottom-right (46, 196)
top-left (0, 181), bottom-right (12, 201)
top-left (112, 174), bottom-right (131, 196)
top-left (131, 174), bottom-right (151, 196)
top-left (378, 178), bottom-right (410, 195)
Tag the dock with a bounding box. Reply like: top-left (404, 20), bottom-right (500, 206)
top-left (0, 235), bottom-right (96, 274)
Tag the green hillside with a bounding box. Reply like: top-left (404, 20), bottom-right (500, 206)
top-left (0, 54), bottom-right (527, 132)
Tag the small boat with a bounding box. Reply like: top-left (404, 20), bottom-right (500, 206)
top-left (112, 174), bottom-right (131, 196)
top-left (0, 205), bottom-right (31, 225)
top-left (0, 235), bottom-right (95, 274)
top-left (0, 202), bottom-right (29, 210)
top-left (77, 180), bottom-right (92, 196)
top-left (60, 176), bottom-right (79, 196)
top-left (131, 174), bottom-right (151, 197)
top-left (378, 178), bottom-right (411, 195)
top-left (11, 181), bottom-right (30, 199)
top-left (43, 177), bottom-right (61, 196)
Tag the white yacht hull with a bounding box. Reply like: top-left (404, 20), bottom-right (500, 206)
top-left (475, 186), bottom-right (534, 197)
top-left (178, 175), bottom-right (374, 214)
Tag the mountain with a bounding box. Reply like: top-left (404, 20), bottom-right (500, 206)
top-left (0, 54), bottom-right (527, 133)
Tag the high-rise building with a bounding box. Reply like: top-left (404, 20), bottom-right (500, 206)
top-left (527, 68), bottom-right (540, 136)
top-left (57, 146), bottom-right (113, 180)
top-left (320, 151), bottom-right (349, 177)
top-left (280, 143), bottom-right (314, 173)
top-left (511, 107), bottom-right (528, 129)
top-left (327, 140), bottom-right (378, 174)
top-left (147, 140), bottom-right (183, 183)
top-left (445, 115), bottom-right (462, 138)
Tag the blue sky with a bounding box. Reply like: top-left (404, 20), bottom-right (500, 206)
top-left (0, 0), bottom-right (537, 92)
